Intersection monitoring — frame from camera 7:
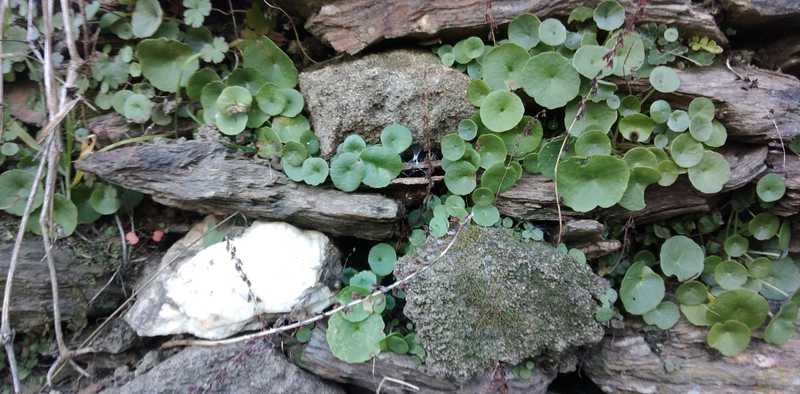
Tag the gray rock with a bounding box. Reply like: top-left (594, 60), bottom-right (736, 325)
top-left (299, 49), bottom-right (473, 158)
top-left (103, 341), bottom-right (345, 394)
top-left (395, 226), bottom-right (605, 380)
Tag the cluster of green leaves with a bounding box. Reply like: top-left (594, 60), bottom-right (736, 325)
top-left (324, 242), bottom-right (425, 363)
top-left (327, 125), bottom-right (412, 191)
top-left (435, 1), bottom-right (729, 219)
top-left (604, 174), bottom-right (799, 356)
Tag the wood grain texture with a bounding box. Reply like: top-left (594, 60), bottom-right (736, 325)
top-left (288, 328), bottom-right (555, 394)
top-left (721, 0), bottom-right (800, 28)
top-left (496, 144), bottom-right (767, 223)
top-left (628, 64), bottom-right (800, 142)
top-left (299, 0), bottom-right (726, 54)
top-left (582, 320), bottom-right (800, 394)
top-left (76, 141), bottom-right (402, 240)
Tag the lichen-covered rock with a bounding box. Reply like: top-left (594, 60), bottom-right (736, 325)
top-left (394, 225), bottom-right (605, 379)
top-left (125, 217), bottom-right (341, 339)
top-left (299, 49), bottom-right (473, 158)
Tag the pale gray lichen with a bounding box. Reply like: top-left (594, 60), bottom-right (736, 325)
top-left (395, 225), bottom-right (606, 380)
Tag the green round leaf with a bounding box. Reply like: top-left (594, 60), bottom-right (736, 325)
top-left (508, 14), bottom-right (541, 49)
top-left (605, 31), bottom-right (645, 77)
top-left (764, 301), bottom-right (800, 345)
top-left (643, 301), bottom-right (679, 329)
top-left (572, 45), bottom-right (612, 78)
top-left (705, 120), bottom-right (728, 148)
top-left (281, 141), bottom-right (308, 167)
top-left (649, 66), bottom-right (680, 93)
top-left (707, 289), bottom-right (769, 329)
top-left (301, 157), bottom-right (329, 186)
top-left (714, 260), bottom-right (749, 290)
top-left (472, 204), bottom-right (500, 227)
top-left (200, 81), bottom-right (224, 124)
top-left (620, 261), bottom-right (665, 315)
top-left (444, 161), bottom-right (477, 196)
top-left (330, 152), bottom-right (365, 192)
top-left (273, 115), bottom-right (311, 142)
top-left (538, 18), bottom-right (566, 46)
top-left (593, 1), bottom-right (625, 31)
top-left (1, 143), bottom-right (18, 156)
top-left (89, 183), bottom-right (121, 215)
top-left (688, 97), bottom-right (715, 119)
top-left (0, 169), bottom-right (43, 216)
top-left (226, 68), bottom-right (268, 94)
top-left (467, 79), bottom-right (492, 107)
top-left (520, 52), bottom-right (580, 110)
top-left (759, 257), bottom-right (800, 300)
top-left (453, 36), bottom-right (485, 64)
top-left (132, 0), bottom-right (163, 38)
top-left (480, 162), bottom-right (521, 194)
top-left (458, 119), bottom-right (478, 141)
top-left (381, 123), bottom-right (413, 154)
top-left (619, 95), bottom-right (642, 117)
top-left (681, 304), bottom-right (712, 326)
top-left (649, 100), bottom-right (672, 124)
top-left (756, 173), bottom-right (786, 203)
top-left (664, 27), bottom-right (679, 42)
top-left (724, 234), bottom-right (749, 258)
top-left (255, 83), bottom-right (287, 116)
top-left (707, 320), bottom-right (751, 357)
top-left (337, 135), bottom-right (368, 156)
top-left (441, 133), bottom-right (466, 161)
top-left (565, 101), bottom-right (617, 136)
top-left (480, 91), bottom-right (525, 132)
top-left (216, 86), bottom-right (252, 115)
top-left (689, 115), bottom-right (714, 142)
top-left (748, 212), bottom-right (780, 241)
top-left (669, 133), bottom-right (704, 168)
top-left (667, 110), bottom-right (690, 132)
top-left (240, 37), bottom-right (298, 88)
top-left (657, 160), bottom-right (680, 187)
top-left (122, 93), bottom-right (153, 123)
top-left (660, 235), bottom-right (704, 281)
top-left (481, 43), bottom-right (529, 90)
top-left (279, 88), bottom-right (305, 117)
top-left (477, 134), bottom-right (508, 169)
top-left (136, 38), bottom-right (199, 93)
top-left (186, 68), bottom-right (220, 101)
top-left (360, 146), bottom-right (403, 188)
top-left (619, 113), bottom-right (656, 142)
top-left (676, 280), bottom-right (708, 305)
top-left (214, 111), bottom-right (247, 135)
top-left (368, 243), bottom-right (397, 276)
top-left (471, 187), bottom-right (495, 207)
top-left (326, 313), bottom-right (385, 363)
top-left (557, 155), bottom-right (630, 212)
top-left (746, 257), bottom-right (773, 279)
top-left (688, 151), bottom-right (730, 194)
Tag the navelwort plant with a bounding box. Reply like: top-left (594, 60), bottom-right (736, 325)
top-left (433, 1), bottom-right (729, 233)
top-left (595, 173), bottom-right (799, 356)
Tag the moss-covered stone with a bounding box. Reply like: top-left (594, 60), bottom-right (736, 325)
top-left (394, 225), bottom-right (605, 379)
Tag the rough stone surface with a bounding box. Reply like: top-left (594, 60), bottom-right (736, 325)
top-left (582, 320), bottom-right (800, 394)
top-left (124, 218), bottom-right (341, 339)
top-left (394, 225), bottom-right (605, 380)
top-left (299, 49), bottom-right (472, 158)
top-left (103, 341), bottom-right (346, 394)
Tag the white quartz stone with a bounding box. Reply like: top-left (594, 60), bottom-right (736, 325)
top-left (125, 220), bottom-right (338, 339)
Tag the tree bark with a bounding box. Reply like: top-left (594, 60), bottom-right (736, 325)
top-left (295, 0), bottom-right (726, 54)
top-left (76, 141), bottom-right (402, 240)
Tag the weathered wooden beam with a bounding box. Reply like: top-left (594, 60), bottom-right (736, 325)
top-left (297, 0), bottom-right (726, 54)
top-left (76, 141), bottom-right (402, 240)
top-left (629, 64), bottom-right (800, 142)
top-left (288, 329), bottom-right (555, 394)
top-left (496, 144), bottom-right (767, 223)
top-left (768, 149), bottom-right (800, 217)
top-left (582, 320), bottom-right (800, 394)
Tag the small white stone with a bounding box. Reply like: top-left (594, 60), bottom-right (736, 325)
top-left (125, 220), bottom-right (339, 339)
